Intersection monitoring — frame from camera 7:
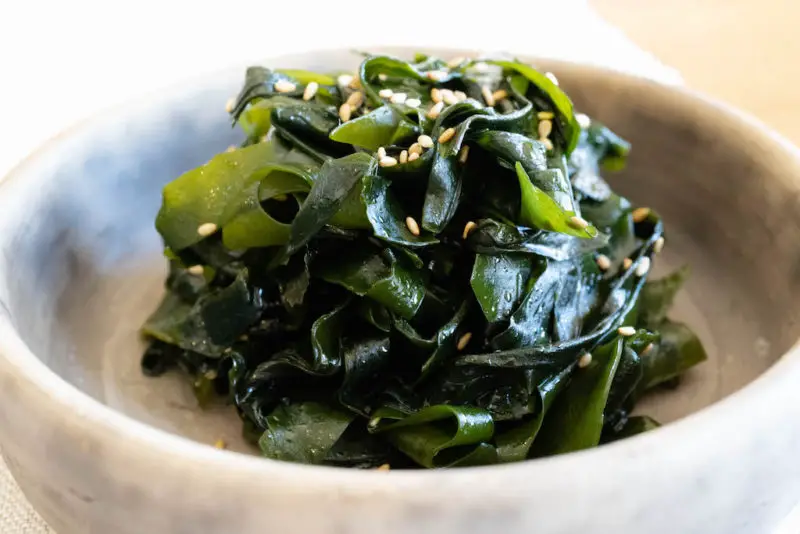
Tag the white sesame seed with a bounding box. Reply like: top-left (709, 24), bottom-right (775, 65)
top-left (618, 326), bottom-right (636, 337)
top-left (379, 88), bottom-right (394, 99)
top-left (303, 82), bottom-right (319, 101)
top-left (427, 101), bottom-right (444, 119)
top-left (545, 72), bottom-right (559, 86)
top-left (623, 257), bottom-right (633, 270)
top-left (578, 352), bottom-right (593, 368)
top-left (378, 73), bottom-right (388, 82)
top-left (226, 145), bottom-right (237, 153)
top-left (409, 143), bottom-right (423, 155)
top-left (481, 86), bottom-right (495, 107)
top-left (187, 265), bottom-right (204, 276)
top-left (380, 156), bottom-right (398, 167)
top-left (538, 119), bottom-right (553, 138)
top-left (339, 103), bottom-right (352, 122)
top-left (197, 222), bottom-right (218, 237)
top-left (418, 135), bottom-right (434, 148)
top-left (431, 87), bottom-right (443, 103)
top-left (462, 221), bottom-right (477, 240)
top-left (349, 77), bottom-right (362, 89)
top-left (405, 216), bottom-right (421, 236)
top-left (377, 147), bottom-right (387, 159)
top-left (457, 332), bottom-right (472, 351)
top-left (346, 91), bottom-right (364, 109)
top-left (399, 150), bottom-right (408, 164)
top-left (274, 80), bottom-right (297, 93)
top-left (408, 152), bottom-right (420, 162)
top-left (454, 90), bottom-right (468, 102)
top-left (632, 207), bottom-right (651, 223)
top-left (390, 92), bottom-right (407, 104)
top-left (568, 215), bottom-right (589, 230)
top-left (405, 98), bottom-right (421, 108)
top-left (537, 111), bottom-right (555, 120)
top-left (441, 89), bottom-right (458, 105)
top-left (654, 237), bottom-right (665, 254)
top-left (337, 74), bottom-right (354, 87)
top-left (635, 257), bottom-right (651, 277)
top-left (458, 145), bottom-right (470, 164)
top-left (540, 137), bottom-right (554, 151)
top-left (576, 113), bottom-right (592, 129)
top-left (225, 97), bottom-right (235, 113)
top-left (596, 254), bottom-right (611, 271)
top-left (473, 62), bottom-right (489, 72)
top-left (205, 369), bottom-right (218, 380)
top-left (492, 89), bottom-right (508, 102)
top-left (438, 127), bottom-right (456, 144)
top-left (447, 56), bottom-right (465, 68)
top-left (427, 70), bottom-right (447, 82)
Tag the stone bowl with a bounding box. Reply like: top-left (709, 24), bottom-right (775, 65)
top-left (1, 47), bottom-right (800, 534)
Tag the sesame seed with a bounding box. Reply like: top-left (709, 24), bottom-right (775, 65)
top-left (431, 87), bottom-right (443, 103)
top-left (538, 119), bottom-right (553, 138)
top-left (473, 62), bottom-right (489, 72)
top-left (337, 74), bottom-right (354, 86)
top-left (568, 215), bottom-right (589, 230)
top-left (418, 135), bottom-right (434, 148)
top-left (349, 77), bottom-right (362, 89)
top-left (405, 98), bottom-right (421, 108)
top-left (226, 145), bottom-right (237, 153)
top-left (654, 237), bottom-right (665, 254)
top-left (427, 101), bottom-right (444, 119)
top-left (481, 86), bottom-right (495, 107)
top-left (537, 111), bottom-right (555, 120)
top-left (642, 343), bottom-right (655, 355)
top-left (632, 207), bottom-right (651, 223)
top-left (462, 221), bottom-right (478, 240)
top-left (576, 113), bottom-right (592, 129)
top-left (376, 463), bottom-right (391, 471)
top-left (441, 89), bottom-right (458, 105)
top-left (274, 80), bottom-right (297, 93)
top-left (405, 216), bottom-right (421, 236)
top-left (596, 254), bottom-right (611, 270)
top-left (458, 145), bottom-right (470, 164)
top-left (409, 143), bottom-right (423, 155)
top-left (408, 152), bottom-right (420, 162)
top-left (303, 82), bottom-right (319, 101)
top-left (457, 332), bottom-right (473, 351)
top-left (390, 92), bottom-right (407, 104)
top-left (578, 352), bottom-right (593, 368)
top-left (427, 70), bottom-right (447, 81)
top-left (214, 439), bottom-right (227, 450)
top-left (540, 138), bottom-right (554, 151)
top-left (399, 150), bottom-right (408, 164)
top-left (492, 89), bottom-right (508, 101)
top-left (380, 156), bottom-right (398, 167)
top-left (339, 103), bottom-right (352, 122)
top-left (204, 369), bottom-right (218, 380)
top-left (447, 56), bottom-right (465, 68)
top-left (187, 265), bottom-right (204, 276)
top-left (225, 97), bottom-right (235, 113)
top-left (378, 74), bottom-right (388, 82)
top-left (623, 257), bottom-right (633, 270)
top-left (438, 127), bottom-right (456, 144)
top-left (273, 194), bottom-right (288, 201)
top-left (379, 88), bottom-right (394, 99)
top-left (239, 334), bottom-right (249, 341)
top-left (260, 134), bottom-right (269, 143)
top-left (545, 72), bottom-right (559, 86)
top-left (377, 147), bottom-right (386, 159)
top-left (346, 91), bottom-right (364, 109)
top-left (618, 326), bottom-right (636, 337)
top-left (197, 222), bottom-right (218, 237)
top-left (635, 257), bottom-right (651, 277)
top-left (454, 90), bottom-right (468, 101)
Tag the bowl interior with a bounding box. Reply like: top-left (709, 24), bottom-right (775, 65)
top-left (2, 48), bottom-right (800, 455)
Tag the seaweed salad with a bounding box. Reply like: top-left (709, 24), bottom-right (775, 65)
top-left (141, 53), bottom-right (706, 469)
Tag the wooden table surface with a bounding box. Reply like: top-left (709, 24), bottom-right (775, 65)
top-left (594, 0), bottom-right (800, 144)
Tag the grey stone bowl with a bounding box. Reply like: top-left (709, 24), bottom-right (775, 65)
top-left (1, 47), bottom-right (800, 534)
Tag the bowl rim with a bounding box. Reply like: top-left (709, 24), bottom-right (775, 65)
top-left (1, 45), bottom-right (800, 489)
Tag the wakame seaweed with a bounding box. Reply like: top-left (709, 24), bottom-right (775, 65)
top-left (141, 54), bottom-right (706, 468)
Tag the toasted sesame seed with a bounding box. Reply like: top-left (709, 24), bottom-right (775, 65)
top-left (273, 194), bottom-right (288, 201)
top-left (337, 74), bottom-right (354, 86)
top-left (642, 343), bottom-right (655, 355)
top-left (458, 145), bottom-right (470, 164)
top-left (349, 77), bottom-right (362, 89)
top-left (214, 439), bottom-right (227, 450)
top-left (346, 91), bottom-right (364, 109)
top-left (492, 89), bottom-right (508, 101)
top-left (399, 150), bottom-right (409, 164)
top-left (578, 352), bottom-right (593, 368)
top-left (576, 113), bottom-right (592, 129)
top-left (225, 97), bottom-right (235, 113)
top-left (623, 257), bottom-right (633, 269)
top-left (379, 88), bottom-right (394, 99)
top-left (377, 147), bottom-right (387, 159)
top-left (454, 90), bottom-right (468, 102)
top-left (427, 70), bottom-right (447, 81)
top-left (405, 98), bottom-right (421, 108)
top-left (226, 145), bottom-right (237, 153)
top-left (378, 73), bottom-right (388, 82)
top-left (447, 56), bottom-right (465, 68)
top-left (568, 215), bottom-right (589, 230)
top-left (632, 207), bottom-right (651, 223)
top-left (187, 265), bottom-right (204, 276)
top-left (408, 152), bottom-right (420, 162)
top-left (390, 92), bottom-right (407, 104)
top-left (441, 89), bottom-right (458, 105)
top-left (540, 137), bottom-right (554, 151)
top-left (438, 127), bottom-right (456, 144)
top-left (418, 135), bottom-right (434, 148)
top-left (427, 101), bottom-right (444, 119)
top-left (197, 222), bottom-right (218, 237)
top-left (545, 72), bottom-right (559, 86)
top-left (376, 463), bottom-right (391, 471)
top-left (302, 82), bottom-right (319, 101)
top-left (406, 216), bottom-right (421, 236)
top-left (457, 332), bottom-right (473, 351)
top-left (380, 156), bottom-right (398, 167)
top-left (274, 80), bottom-right (297, 93)
top-left (431, 87), bottom-right (443, 103)
top-left (538, 119), bottom-right (553, 138)
top-left (239, 334), bottom-right (249, 341)
top-left (481, 86), bottom-right (495, 106)
top-left (596, 254), bottom-right (611, 270)
top-left (654, 237), bottom-right (665, 254)
top-left (339, 103), bottom-right (352, 122)
top-left (462, 221), bottom-right (478, 240)
top-left (618, 326), bottom-right (636, 337)
top-left (635, 257), bottom-right (651, 277)
top-left (409, 143), bottom-right (423, 155)
top-left (537, 111), bottom-right (555, 120)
